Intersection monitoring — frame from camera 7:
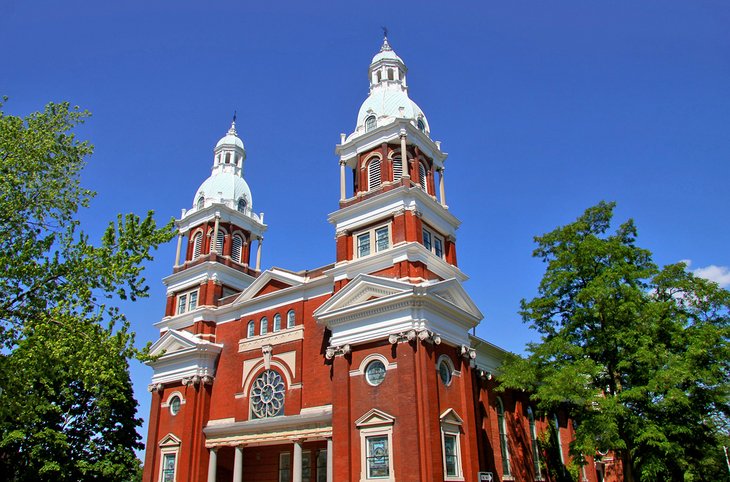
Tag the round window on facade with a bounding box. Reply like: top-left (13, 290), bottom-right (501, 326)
top-left (169, 395), bottom-right (181, 416)
top-left (439, 359), bottom-right (452, 386)
top-left (365, 359), bottom-right (386, 386)
top-left (250, 369), bottom-right (285, 419)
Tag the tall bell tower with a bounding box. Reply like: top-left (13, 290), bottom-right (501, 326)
top-left (331, 36), bottom-right (462, 290)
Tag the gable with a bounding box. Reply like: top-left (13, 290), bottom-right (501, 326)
top-left (254, 278), bottom-right (294, 297)
top-left (314, 274), bottom-right (412, 317)
top-left (355, 408), bottom-right (396, 428)
top-left (148, 329), bottom-right (222, 359)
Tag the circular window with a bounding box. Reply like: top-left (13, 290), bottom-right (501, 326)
top-left (439, 359), bottom-right (452, 386)
top-left (250, 369), bottom-right (285, 419)
top-left (169, 395), bottom-right (181, 416)
top-left (365, 360), bottom-right (386, 386)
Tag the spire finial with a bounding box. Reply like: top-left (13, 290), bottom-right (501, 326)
top-left (380, 27), bottom-right (392, 51)
top-left (228, 110), bottom-right (237, 136)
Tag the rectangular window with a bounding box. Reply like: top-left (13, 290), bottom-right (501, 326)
top-left (422, 227), bottom-right (445, 259)
top-left (443, 434), bottom-right (458, 477)
top-left (302, 451), bottom-right (311, 482)
top-left (279, 453), bottom-right (291, 482)
top-left (423, 229), bottom-right (432, 251)
top-left (354, 223), bottom-right (391, 259)
top-left (357, 233), bottom-right (371, 258)
top-left (161, 453), bottom-right (176, 482)
top-left (177, 294), bottom-right (187, 315)
top-left (434, 237), bottom-right (443, 258)
top-left (176, 288), bottom-right (199, 315)
top-left (366, 436), bottom-right (389, 478)
top-left (375, 227), bottom-right (389, 252)
top-left (316, 450), bottom-right (327, 482)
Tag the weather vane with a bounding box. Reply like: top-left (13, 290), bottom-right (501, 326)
top-left (381, 26), bottom-right (388, 38)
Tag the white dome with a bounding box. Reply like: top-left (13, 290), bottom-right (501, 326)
top-left (355, 88), bottom-right (429, 133)
top-left (371, 48), bottom-right (403, 64)
top-left (216, 132), bottom-right (244, 151)
top-left (193, 170), bottom-right (252, 209)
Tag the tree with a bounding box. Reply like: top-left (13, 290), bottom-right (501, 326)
top-left (499, 202), bottom-right (730, 481)
top-left (0, 99), bottom-right (173, 480)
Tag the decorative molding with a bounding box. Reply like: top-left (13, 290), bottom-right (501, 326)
top-left (460, 344), bottom-right (477, 360)
top-left (262, 344), bottom-right (273, 370)
top-left (388, 329), bottom-right (417, 344)
top-left (325, 344), bottom-right (351, 360)
top-left (238, 326), bottom-right (304, 353)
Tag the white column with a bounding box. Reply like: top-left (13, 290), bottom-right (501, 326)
top-left (174, 232), bottom-right (183, 266)
top-left (207, 448), bottom-right (218, 482)
top-left (233, 445), bottom-right (244, 482)
top-left (400, 133), bottom-right (409, 178)
top-left (293, 440), bottom-right (303, 482)
top-left (255, 237), bottom-right (263, 271)
top-left (211, 213), bottom-right (221, 254)
top-left (326, 437), bottom-right (333, 482)
top-left (339, 160), bottom-right (346, 201)
top-left (438, 168), bottom-right (446, 206)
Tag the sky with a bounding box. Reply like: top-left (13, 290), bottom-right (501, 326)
top-left (2, 0), bottom-right (729, 458)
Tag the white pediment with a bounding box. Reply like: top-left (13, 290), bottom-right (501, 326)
top-left (355, 408), bottom-right (396, 428)
top-left (426, 278), bottom-right (484, 321)
top-left (440, 408), bottom-right (464, 426)
top-left (235, 268), bottom-right (307, 302)
top-left (313, 274), bottom-right (412, 317)
top-left (159, 433), bottom-right (182, 447)
top-left (149, 329), bottom-right (222, 358)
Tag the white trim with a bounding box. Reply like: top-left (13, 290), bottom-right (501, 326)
top-left (356, 409), bottom-right (396, 482)
top-left (350, 353), bottom-right (397, 377)
top-left (437, 355), bottom-right (455, 386)
top-left (158, 434), bottom-right (181, 482)
top-left (161, 390), bottom-right (187, 417)
top-left (354, 222), bottom-right (391, 259)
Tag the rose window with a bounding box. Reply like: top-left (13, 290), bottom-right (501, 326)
top-left (250, 369), bottom-right (285, 419)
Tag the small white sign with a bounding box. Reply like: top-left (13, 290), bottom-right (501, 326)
top-left (478, 472), bottom-right (493, 482)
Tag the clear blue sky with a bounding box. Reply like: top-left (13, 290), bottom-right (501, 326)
top-left (3, 0), bottom-right (729, 456)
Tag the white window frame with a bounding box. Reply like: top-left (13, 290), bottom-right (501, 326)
top-left (528, 407), bottom-right (542, 480)
top-left (192, 231), bottom-right (203, 259)
top-left (356, 409), bottom-right (396, 482)
top-left (287, 309), bottom-right (296, 329)
top-left (553, 413), bottom-right (565, 464)
top-left (273, 313), bottom-right (282, 332)
top-left (436, 354), bottom-right (455, 387)
top-left (176, 288), bottom-right (199, 315)
top-left (260, 317), bottom-right (268, 336)
top-left (418, 161), bottom-right (428, 191)
top-left (162, 391), bottom-right (186, 416)
top-left (158, 434), bottom-right (181, 482)
top-left (232, 233), bottom-right (244, 263)
top-left (440, 409), bottom-right (464, 481)
top-left (365, 115), bottom-right (377, 132)
top-left (422, 226), bottom-right (445, 259)
top-left (247, 320), bottom-right (255, 338)
top-left (354, 223), bottom-right (391, 259)
top-left (214, 227), bottom-right (227, 254)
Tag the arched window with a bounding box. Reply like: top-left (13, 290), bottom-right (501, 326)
top-left (365, 115), bottom-right (376, 132)
top-left (387, 68), bottom-right (394, 80)
top-left (237, 197), bottom-right (247, 213)
top-left (528, 407), bottom-right (540, 477)
top-left (192, 232), bottom-right (203, 259)
top-left (225, 152), bottom-right (231, 164)
top-left (496, 397), bottom-right (511, 477)
top-left (417, 118), bottom-right (425, 132)
top-left (247, 320), bottom-right (255, 338)
top-left (196, 196), bottom-right (204, 210)
top-left (215, 229), bottom-right (225, 254)
top-left (273, 313), bottom-right (281, 332)
top-left (260, 317), bottom-right (268, 336)
top-left (367, 157), bottom-right (381, 191)
top-left (250, 369), bottom-right (285, 419)
top-left (392, 155), bottom-right (403, 182)
top-left (418, 162), bottom-right (427, 191)
top-left (232, 234), bottom-right (243, 263)
top-left (287, 310), bottom-right (295, 328)
top-left (376, 71), bottom-right (382, 82)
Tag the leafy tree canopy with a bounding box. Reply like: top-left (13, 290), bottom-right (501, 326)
top-left (0, 99), bottom-right (174, 481)
top-left (499, 202), bottom-right (730, 482)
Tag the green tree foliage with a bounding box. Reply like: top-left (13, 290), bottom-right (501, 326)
top-left (0, 99), bottom-right (173, 480)
top-left (499, 202), bottom-right (730, 482)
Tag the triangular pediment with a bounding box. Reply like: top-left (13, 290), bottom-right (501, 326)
top-left (355, 408), bottom-right (396, 428)
top-left (159, 433), bottom-right (182, 447)
top-left (426, 278), bottom-right (483, 321)
top-left (314, 274), bottom-right (412, 317)
top-left (149, 329), bottom-right (221, 358)
top-left (236, 268), bottom-right (306, 302)
top-left (440, 408), bottom-right (464, 426)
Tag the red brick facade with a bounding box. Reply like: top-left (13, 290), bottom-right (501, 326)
top-left (142, 40), bottom-right (621, 482)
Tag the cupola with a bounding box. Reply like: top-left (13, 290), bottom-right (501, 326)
top-left (348, 36), bottom-right (430, 141)
top-left (191, 120), bottom-right (253, 214)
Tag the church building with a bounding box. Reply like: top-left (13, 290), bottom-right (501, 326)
top-left (142, 38), bottom-right (620, 482)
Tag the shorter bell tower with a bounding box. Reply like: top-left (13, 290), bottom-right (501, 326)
top-left (163, 119), bottom-right (267, 328)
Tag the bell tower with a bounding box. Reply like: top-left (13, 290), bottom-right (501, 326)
top-left (331, 36), bottom-right (461, 290)
top-left (163, 119), bottom-right (267, 326)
